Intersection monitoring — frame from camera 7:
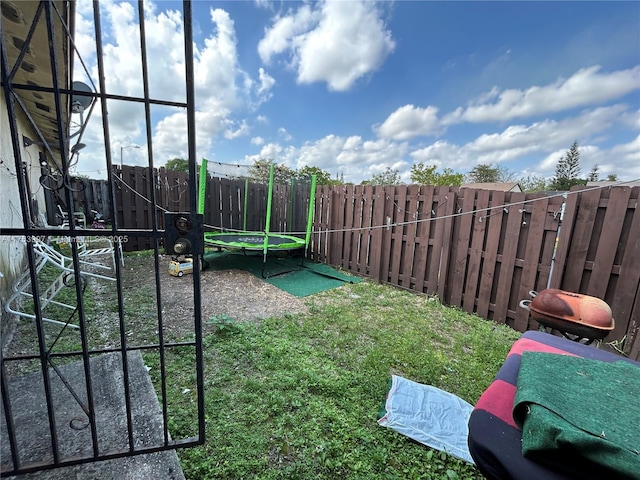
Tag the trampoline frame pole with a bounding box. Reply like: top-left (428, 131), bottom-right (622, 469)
top-left (305, 175), bottom-right (317, 251)
top-left (197, 158), bottom-right (207, 216)
top-left (263, 163), bottom-right (275, 262)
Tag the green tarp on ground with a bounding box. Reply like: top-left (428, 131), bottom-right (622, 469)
top-left (513, 352), bottom-right (640, 479)
top-left (202, 251), bottom-right (360, 297)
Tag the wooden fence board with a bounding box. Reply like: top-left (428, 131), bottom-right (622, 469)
top-left (356, 186), bottom-right (374, 276)
top-left (429, 187), bottom-right (448, 294)
top-left (492, 193), bottom-right (526, 325)
top-left (462, 189), bottom-right (490, 313)
top-left (331, 187), bottom-right (346, 267)
top-left (119, 167), bottom-right (136, 250)
top-left (322, 187), bottom-right (333, 262)
top-left (609, 188), bottom-right (640, 341)
top-left (400, 185), bottom-right (420, 290)
top-left (209, 174), bottom-right (221, 230)
top-left (376, 186), bottom-right (394, 283)
top-left (412, 186), bottom-right (435, 293)
top-left (219, 180), bottom-right (232, 230)
top-left (312, 186), bottom-right (329, 263)
top-left (450, 189), bottom-right (476, 307)
top-left (291, 183), bottom-right (310, 234)
top-left (588, 187), bottom-right (630, 298)
top-left (562, 188), bottom-right (601, 291)
top-left (549, 192), bottom-right (575, 288)
top-left (475, 190), bottom-right (505, 319)
top-left (438, 188), bottom-right (458, 302)
top-left (388, 186), bottom-right (407, 286)
top-left (369, 186), bottom-right (386, 281)
top-left (536, 195), bottom-right (563, 291)
top-left (349, 187), bottom-right (364, 272)
top-left (425, 187), bottom-right (448, 296)
top-left (342, 185), bottom-right (356, 271)
top-left (514, 198), bottom-right (549, 331)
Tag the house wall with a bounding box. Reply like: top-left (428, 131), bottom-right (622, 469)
top-left (0, 90), bottom-right (49, 329)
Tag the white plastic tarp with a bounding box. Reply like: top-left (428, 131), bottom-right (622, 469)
top-left (377, 375), bottom-right (475, 464)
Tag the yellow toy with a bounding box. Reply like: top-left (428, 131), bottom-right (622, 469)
top-left (168, 257), bottom-right (194, 277)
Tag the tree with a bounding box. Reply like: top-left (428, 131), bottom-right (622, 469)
top-left (409, 163), bottom-right (464, 186)
top-left (361, 167), bottom-right (401, 185)
top-left (297, 165), bottom-right (339, 185)
top-left (549, 141), bottom-right (585, 191)
top-left (248, 158), bottom-right (296, 184)
top-left (466, 163), bottom-right (516, 183)
top-left (587, 164), bottom-right (599, 182)
top-left (165, 158), bottom-right (189, 172)
top-left (518, 175), bottom-right (549, 193)
top-left (607, 173), bottom-right (618, 182)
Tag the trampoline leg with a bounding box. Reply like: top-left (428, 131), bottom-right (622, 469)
top-left (262, 250), bottom-right (268, 278)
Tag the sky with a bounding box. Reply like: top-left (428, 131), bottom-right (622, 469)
top-left (70, 0), bottom-right (640, 185)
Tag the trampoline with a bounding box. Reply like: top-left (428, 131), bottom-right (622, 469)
top-left (203, 232), bottom-right (306, 251)
top-left (198, 159), bottom-right (316, 275)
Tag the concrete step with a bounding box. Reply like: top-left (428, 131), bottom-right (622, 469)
top-left (1, 350), bottom-right (186, 479)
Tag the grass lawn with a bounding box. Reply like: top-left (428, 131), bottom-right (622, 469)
top-left (146, 280), bottom-right (521, 480)
top-left (6, 246), bottom-right (521, 479)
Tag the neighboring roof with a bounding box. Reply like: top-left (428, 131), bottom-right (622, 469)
top-left (586, 181), bottom-right (640, 188)
top-left (461, 182), bottom-right (522, 192)
top-left (2, 1), bottom-right (72, 151)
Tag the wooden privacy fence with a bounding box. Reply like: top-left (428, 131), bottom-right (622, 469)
top-left (66, 176), bottom-right (113, 224)
top-left (67, 169), bottom-right (639, 357)
top-left (310, 184), bottom-right (640, 358)
top-left (73, 166), bottom-right (313, 252)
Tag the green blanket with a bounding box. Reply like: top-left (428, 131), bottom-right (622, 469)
top-left (203, 251), bottom-right (360, 297)
top-left (513, 352), bottom-right (640, 479)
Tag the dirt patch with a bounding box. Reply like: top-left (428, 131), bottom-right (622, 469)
top-left (121, 254), bottom-right (309, 337)
top-left (2, 253), bottom-right (310, 363)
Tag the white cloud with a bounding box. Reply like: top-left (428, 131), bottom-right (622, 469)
top-left (258, 5), bottom-right (318, 64)
top-left (251, 136), bottom-right (265, 146)
top-left (224, 120), bottom-right (250, 140)
top-left (254, 0), bottom-right (272, 10)
top-left (374, 65), bottom-right (640, 142)
top-left (343, 135), bottom-right (362, 150)
top-left (410, 105), bottom-right (636, 177)
top-left (536, 148), bottom-right (566, 174)
top-left (257, 68), bottom-right (275, 96)
top-left (194, 8), bottom-right (242, 107)
top-left (259, 1), bottom-right (395, 91)
top-left (410, 141), bottom-right (463, 169)
top-left (619, 108), bottom-right (640, 130)
top-left (152, 112), bottom-right (190, 160)
top-left (375, 105), bottom-right (441, 140)
top-left (444, 65), bottom-right (640, 124)
top-left (242, 134), bottom-right (408, 184)
top-left (278, 127), bottom-right (292, 141)
top-left (610, 134), bottom-right (640, 163)
top-left (72, 1), bottom-right (277, 176)
top-left (245, 142), bottom-right (284, 162)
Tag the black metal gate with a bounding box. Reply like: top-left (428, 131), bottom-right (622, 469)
top-left (1, 1), bottom-right (204, 476)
